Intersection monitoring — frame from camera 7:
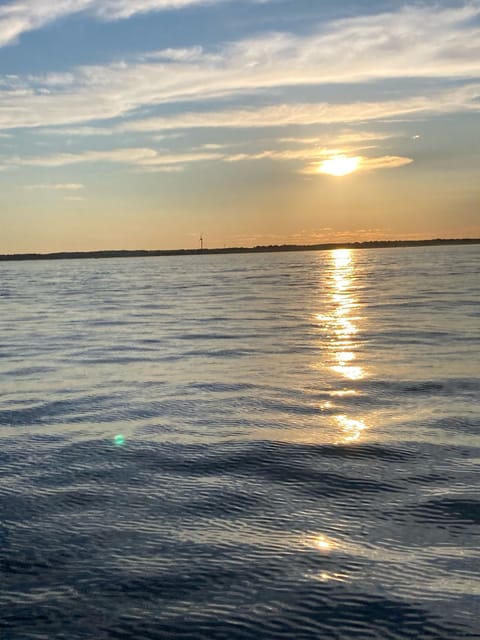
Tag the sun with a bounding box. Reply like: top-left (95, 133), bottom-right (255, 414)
top-left (318, 155), bottom-right (360, 176)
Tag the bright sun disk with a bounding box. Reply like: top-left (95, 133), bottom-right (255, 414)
top-left (319, 155), bottom-right (360, 176)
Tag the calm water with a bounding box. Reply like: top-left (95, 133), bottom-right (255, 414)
top-left (1, 246), bottom-right (479, 639)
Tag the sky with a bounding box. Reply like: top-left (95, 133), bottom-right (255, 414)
top-left (0, 0), bottom-right (479, 253)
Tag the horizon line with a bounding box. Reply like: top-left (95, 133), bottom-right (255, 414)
top-left (1, 237), bottom-right (479, 262)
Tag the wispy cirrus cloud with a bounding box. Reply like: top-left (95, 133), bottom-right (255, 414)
top-left (7, 131), bottom-right (413, 175)
top-left (24, 182), bottom-right (85, 190)
top-left (5, 147), bottom-right (223, 170)
top-left (38, 126), bottom-right (114, 136)
top-left (301, 155), bottom-right (413, 175)
top-left (223, 139), bottom-right (413, 174)
top-left (1, 4), bottom-right (480, 130)
top-left (0, 0), bottom-right (225, 47)
top-left (93, 0), bottom-right (225, 20)
top-left (119, 85), bottom-right (480, 133)
top-left (278, 131), bottom-right (397, 146)
top-left (359, 155), bottom-right (414, 171)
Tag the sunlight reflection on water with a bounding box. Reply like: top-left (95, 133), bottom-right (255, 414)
top-left (315, 248), bottom-right (369, 443)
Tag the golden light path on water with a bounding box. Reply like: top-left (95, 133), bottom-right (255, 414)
top-left (304, 248), bottom-right (371, 567)
top-left (316, 248), bottom-right (369, 445)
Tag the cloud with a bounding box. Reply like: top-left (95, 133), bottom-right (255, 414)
top-left (278, 130), bottom-right (398, 147)
top-left (1, 4), bottom-right (480, 130)
top-left (6, 147), bottom-right (223, 170)
top-left (38, 126), bottom-right (114, 136)
top-left (24, 182), bottom-right (85, 190)
top-left (360, 155), bottom-right (414, 171)
top-left (9, 134), bottom-right (412, 175)
top-left (122, 101), bottom-right (414, 131)
top-left (222, 136), bottom-right (414, 174)
top-left (0, 0), bottom-right (223, 47)
top-left (120, 84), bottom-right (480, 132)
top-left (302, 155), bottom-right (413, 175)
top-left (134, 164), bottom-right (186, 173)
top-left (93, 1), bottom-right (226, 20)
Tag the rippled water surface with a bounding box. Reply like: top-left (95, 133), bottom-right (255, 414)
top-left (1, 246), bottom-right (479, 639)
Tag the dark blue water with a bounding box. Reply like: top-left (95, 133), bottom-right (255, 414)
top-left (1, 246), bottom-right (479, 639)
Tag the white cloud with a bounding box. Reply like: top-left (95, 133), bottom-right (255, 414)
top-left (222, 137), bottom-right (414, 174)
top-left (0, 1), bottom-right (85, 48)
top-left (121, 85), bottom-right (480, 132)
top-left (6, 147), bottom-right (223, 170)
top-left (38, 126), bottom-right (114, 136)
top-left (135, 164), bottom-right (186, 173)
top-left (302, 155), bottom-right (413, 175)
top-left (9, 134), bottom-right (413, 175)
top-left (24, 182), bottom-right (85, 190)
top-left (0, 0), bottom-right (224, 47)
top-left (1, 4), bottom-right (480, 130)
top-left (94, 0), bottom-right (226, 20)
top-left (278, 131), bottom-right (397, 146)
top-left (360, 155), bottom-right (414, 171)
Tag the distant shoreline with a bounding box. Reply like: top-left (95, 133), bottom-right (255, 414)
top-left (0, 238), bottom-right (478, 262)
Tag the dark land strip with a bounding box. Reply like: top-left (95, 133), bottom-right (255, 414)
top-left (1, 238), bottom-right (479, 262)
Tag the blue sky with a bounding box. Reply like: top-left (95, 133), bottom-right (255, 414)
top-left (1, 0), bottom-right (479, 252)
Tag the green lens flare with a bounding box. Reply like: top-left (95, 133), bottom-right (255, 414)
top-left (114, 434), bottom-right (125, 446)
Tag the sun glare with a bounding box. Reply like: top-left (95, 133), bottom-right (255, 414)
top-left (319, 155), bottom-right (360, 176)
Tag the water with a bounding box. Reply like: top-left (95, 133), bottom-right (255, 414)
top-left (1, 245), bottom-right (479, 639)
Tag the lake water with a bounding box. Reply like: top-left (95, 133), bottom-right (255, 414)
top-left (1, 245), bottom-right (479, 639)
